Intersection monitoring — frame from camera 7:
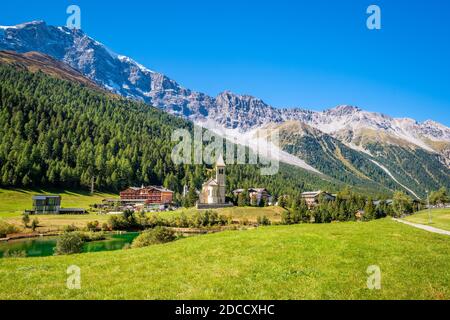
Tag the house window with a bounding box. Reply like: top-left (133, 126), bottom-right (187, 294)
top-left (219, 169), bottom-right (224, 175)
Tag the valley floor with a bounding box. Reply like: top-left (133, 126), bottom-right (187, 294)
top-left (0, 219), bottom-right (448, 300)
top-left (0, 188), bottom-right (286, 235)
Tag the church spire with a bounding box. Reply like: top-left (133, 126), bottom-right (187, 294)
top-left (216, 153), bottom-right (225, 167)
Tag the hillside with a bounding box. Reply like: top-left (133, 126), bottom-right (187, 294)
top-left (0, 50), bottom-right (103, 91)
top-left (0, 63), bottom-right (366, 197)
top-left (0, 219), bottom-right (448, 299)
top-left (271, 121), bottom-right (450, 198)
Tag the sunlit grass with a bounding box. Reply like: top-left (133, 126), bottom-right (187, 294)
top-left (404, 208), bottom-right (450, 231)
top-left (0, 188), bottom-right (118, 219)
top-left (0, 219), bottom-right (448, 300)
top-left (159, 206), bottom-right (287, 222)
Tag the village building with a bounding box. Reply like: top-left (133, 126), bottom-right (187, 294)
top-left (119, 186), bottom-right (174, 205)
top-left (198, 154), bottom-right (233, 209)
top-left (27, 195), bottom-right (86, 215)
top-left (301, 191), bottom-right (336, 208)
top-left (355, 210), bottom-right (365, 221)
top-left (233, 188), bottom-right (272, 206)
top-left (32, 195), bottom-right (61, 214)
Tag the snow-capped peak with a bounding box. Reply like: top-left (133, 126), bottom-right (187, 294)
top-left (118, 55), bottom-right (154, 74)
top-left (0, 20), bottom-right (448, 159)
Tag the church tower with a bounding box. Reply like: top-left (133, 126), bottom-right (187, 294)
top-left (216, 154), bottom-right (226, 204)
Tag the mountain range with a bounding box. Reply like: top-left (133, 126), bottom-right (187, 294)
top-left (1, 20), bottom-right (449, 198)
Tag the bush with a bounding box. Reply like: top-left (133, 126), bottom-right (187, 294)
top-left (63, 224), bottom-right (79, 232)
top-left (54, 232), bottom-right (84, 255)
top-left (86, 221), bottom-right (100, 232)
top-left (22, 212), bottom-right (30, 228)
top-left (31, 218), bottom-right (39, 232)
top-left (3, 250), bottom-right (27, 258)
top-left (77, 231), bottom-right (106, 242)
top-left (257, 215), bottom-right (271, 226)
top-left (0, 221), bottom-right (19, 238)
top-left (131, 227), bottom-right (176, 248)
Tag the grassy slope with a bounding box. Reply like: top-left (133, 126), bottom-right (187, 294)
top-left (159, 206), bottom-right (287, 222)
top-left (0, 188), bottom-right (117, 218)
top-left (0, 219), bottom-right (448, 300)
top-left (404, 208), bottom-right (450, 232)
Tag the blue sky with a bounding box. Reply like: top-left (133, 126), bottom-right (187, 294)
top-left (1, 0), bottom-right (450, 125)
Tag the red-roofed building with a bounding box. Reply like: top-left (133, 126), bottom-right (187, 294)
top-left (120, 186), bottom-right (173, 205)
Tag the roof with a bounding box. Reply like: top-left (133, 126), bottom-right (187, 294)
top-left (374, 199), bottom-right (393, 205)
top-left (249, 188), bottom-right (268, 193)
top-left (216, 153), bottom-right (225, 167)
top-left (301, 191), bottom-right (322, 197)
top-left (301, 191), bottom-right (335, 199)
top-left (32, 195), bottom-right (61, 200)
top-left (122, 186), bottom-right (174, 193)
top-left (203, 178), bottom-right (218, 187)
top-left (59, 208), bottom-right (86, 212)
top-left (149, 186), bottom-right (174, 193)
top-left (234, 188), bottom-right (270, 194)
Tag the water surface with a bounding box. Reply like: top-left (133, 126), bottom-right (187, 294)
top-left (0, 232), bottom-right (139, 258)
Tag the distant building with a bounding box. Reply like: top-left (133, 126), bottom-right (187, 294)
top-left (301, 191), bottom-right (336, 208)
top-left (29, 195), bottom-right (86, 215)
top-left (198, 154), bottom-right (233, 209)
top-left (355, 210), bottom-right (365, 221)
top-left (120, 186), bottom-right (174, 205)
top-left (199, 154), bottom-right (226, 205)
top-left (233, 188), bottom-right (272, 206)
top-left (32, 195), bottom-right (61, 214)
top-left (373, 199), bottom-right (393, 206)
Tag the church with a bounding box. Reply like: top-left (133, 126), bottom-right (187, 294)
top-left (197, 154), bottom-right (232, 208)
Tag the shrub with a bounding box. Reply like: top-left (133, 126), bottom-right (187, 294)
top-left (54, 232), bottom-right (84, 255)
top-left (78, 231), bottom-right (106, 242)
top-left (257, 215), bottom-right (271, 226)
top-left (281, 211), bottom-right (292, 225)
top-left (63, 224), bottom-right (79, 232)
top-left (86, 220), bottom-right (100, 232)
top-left (22, 212), bottom-right (30, 228)
top-left (3, 250), bottom-right (27, 258)
top-left (131, 227), bottom-right (176, 248)
top-left (0, 221), bottom-right (19, 238)
top-left (108, 213), bottom-right (142, 231)
top-left (31, 218), bottom-right (39, 232)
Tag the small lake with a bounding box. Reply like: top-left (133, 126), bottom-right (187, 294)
top-left (0, 232), bottom-right (140, 258)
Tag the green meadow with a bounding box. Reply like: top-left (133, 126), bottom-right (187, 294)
top-left (0, 219), bottom-right (448, 300)
top-left (404, 208), bottom-right (450, 231)
top-left (0, 188), bottom-right (117, 219)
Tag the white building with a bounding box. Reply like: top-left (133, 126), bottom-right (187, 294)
top-left (199, 154), bottom-right (226, 205)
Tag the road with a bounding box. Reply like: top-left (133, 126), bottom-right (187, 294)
top-left (393, 218), bottom-right (450, 236)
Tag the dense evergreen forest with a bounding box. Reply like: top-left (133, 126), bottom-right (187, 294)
top-left (0, 64), bottom-right (364, 200)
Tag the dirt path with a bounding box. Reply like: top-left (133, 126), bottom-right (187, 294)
top-left (393, 218), bottom-right (450, 236)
